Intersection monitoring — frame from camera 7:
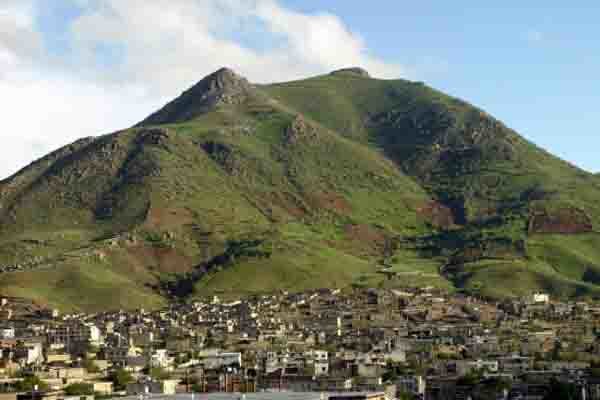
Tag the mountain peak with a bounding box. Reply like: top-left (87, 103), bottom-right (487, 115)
top-left (137, 67), bottom-right (253, 126)
top-left (330, 67), bottom-right (370, 78)
top-left (205, 67), bottom-right (249, 90)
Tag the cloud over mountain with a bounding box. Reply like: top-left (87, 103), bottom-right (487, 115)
top-left (0, 0), bottom-right (404, 179)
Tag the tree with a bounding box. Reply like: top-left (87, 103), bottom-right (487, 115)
top-left (149, 366), bottom-right (171, 380)
top-left (14, 375), bottom-right (49, 392)
top-left (543, 379), bottom-right (581, 400)
top-left (551, 341), bottom-right (561, 361)
top-left (109, 368), bottom-right (133, 390)
top-left (382, 368), bottom-right (397, 383)
top-left (82, 358), bottom-right (100, 373)
top-left (191, 382), bottom-right (203, 393)
top-left (64, 383), bottom-right (94, 396)
top-left (397, 390), bottom-right (415, 400)
top-left (457, 369), bottom-right (484, 386)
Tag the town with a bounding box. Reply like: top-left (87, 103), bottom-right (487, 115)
top-left (0, 287), bottom-right (599, 400)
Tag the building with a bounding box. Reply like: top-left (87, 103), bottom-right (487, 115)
top-left (91, 381), bottom-right (113, 395)
top-left (200, 352), bottom-right (242, 369)
top-left (46, 323), bottom-right (101, 348)
top-left (14, 341), bottom-right (43, 366)
top-left (150, 349), bottom-right (173, 369)
top-left (126, 379), bottom-right (180, 395)
top-left (307, 350), bottom-right (329, 376)
top-left (0, 327), bottom-right (15, 340)
top-left (532, 293), bottom-right (550, 304)
top-left (329, 393), bottom-right (386, 400)
top-left (16, 392), bottom-right (61, 400)
top-left (396, 375), bottom-right (426, 397)
top-left (454, 359), bottom-right (499, 375)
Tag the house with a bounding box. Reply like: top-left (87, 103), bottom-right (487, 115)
top-left (101, 344), bottom-right (141, 366)
top-left (125, 356), bottom-right (146, 372)
top-left (91, 381), bottom-right (113, 395)
top-left (47, 367), bottom-right (85, 380)
top-left (396, 375), bottom-right (426, 397)
top-left (45, 352), bottom-right (71, 364)
top-left (199, 351), bottom-right (242, 369)
top-left (150, 349), bottom-right (173, 369)
top-left (16, 392), bottom-right (61, 400)
top-left (47, 323), bottom-right (102, 350)
top-left (531, 293), bottom-right (550, 304)
top-left (14, 341), bottom-right (43, 366)
top-left (426, 377), bottom-right (458, 400)
top-left (357, 363), bottom-right (383, 378)
top-left (314, 376), bottom-right (353, 392)
top-left (328, 393), bottom-right (386, 400)
top-left (306, 350), bottom-right (329, 376)
top-left (384, 347), bottom-right (406, 363)
top-left (126, 379), bottom-right (179, 395)
top-left (454, 359), bottom-right (498, 375)
top-left (0, 310), bottom-right (13, 321)
top-left (0, 328), bottom-right (15, 340)
top-left (498, 355), bottom-right (532, 375)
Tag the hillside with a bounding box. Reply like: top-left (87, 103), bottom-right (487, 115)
top-left (2, 67), bottom-right (600, 311)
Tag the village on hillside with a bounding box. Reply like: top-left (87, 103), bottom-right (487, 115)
top-left (0, 287), bottom-right (599, 400)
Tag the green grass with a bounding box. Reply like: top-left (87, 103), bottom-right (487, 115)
top-left (2, 69), bottom-right (600, 310)
top-left (0, 258), bottom-right (165, 312)
top-left (452, 259), bottom-right (600, 300)
top-left (528, 233), bottom-right (600, 283)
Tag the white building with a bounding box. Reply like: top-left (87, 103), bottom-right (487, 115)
top-left (200, 352), bottom-right (242, 369)
top-left (314, 360), bottom-right (329, 376)
top-left (455, 359), bottom-right (499, 376)
top-left (0, 326), bottom-right (15, 339)
top-left (127, 379), bottom-right (179, 395)
top-left (307, 350), bottom-right (328, 362)
top-left (15, 341), bottom-right (44, 365)
top-left (150, 349), bottom-right (174, 369)
top-left (532, 292), bottom-right (550, 304)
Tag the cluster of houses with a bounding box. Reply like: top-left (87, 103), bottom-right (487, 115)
top-left (1, 287), bottom-right (600, 399)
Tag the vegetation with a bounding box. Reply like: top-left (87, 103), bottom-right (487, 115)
top-left (82, 358), bottom-right (100, 373)
top-left (14, 375), bottom-right (48, 392)
top-left (64, 383), bottom-right (94, 396)
top-left (109, 368), bottom-right (133, 390)
top-left (543, 379), bottom-right (581, 400)
top-left (2, 67), bottom-right (600, 310)
top-left (148, 366), bottom-right (171, 380)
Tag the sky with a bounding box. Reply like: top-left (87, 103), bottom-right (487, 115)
top-left (1, 1), bottom-right (599, 180)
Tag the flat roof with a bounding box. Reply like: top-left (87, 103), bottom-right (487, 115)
top-left (112, 392), bottom-right (382, 400)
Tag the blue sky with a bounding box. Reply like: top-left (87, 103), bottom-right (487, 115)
top-left (1, 1), bottom-right (599, 178)
top-left (280, 2), bottom-right (600, 172)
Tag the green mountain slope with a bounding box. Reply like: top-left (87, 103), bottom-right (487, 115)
top-left (1, 67), bottom-right (600, 311)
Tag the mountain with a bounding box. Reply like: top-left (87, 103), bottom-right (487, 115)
top-left (2, 67), bottom-right (600, 311)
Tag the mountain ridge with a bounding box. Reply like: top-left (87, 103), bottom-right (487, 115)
top-left (2, 67), bottom-right (600, 311)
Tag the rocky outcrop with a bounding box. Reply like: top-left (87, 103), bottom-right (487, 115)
top-left (417, 201), bottom-right (455, 228)
top-left (0, 256), bottom-right (49, 274)
top-left (284, 115), bottom-right (319, 144)
top-left (331, 67), bottom-right (371, 78)
top-left (529, 206), bottom-right (593, 234)
top-left (136, 128), bottom-right (171, 146)
top-left (0, 137), bottom-right (96, 211)
top-left (138, 67), bottom-right (255, 126)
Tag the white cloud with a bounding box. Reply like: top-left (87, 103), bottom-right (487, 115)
top-left (0, 0), bottom-right (405, 180)
top-left (0, 74), bottom-right (163, 179)
top-left (0, 0), bottom-right (41, 76)
top-left (254, 0), bottom-right (401, 78)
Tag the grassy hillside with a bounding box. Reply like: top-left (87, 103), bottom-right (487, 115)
top-left (1, 67), bottom-right (600, 311)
